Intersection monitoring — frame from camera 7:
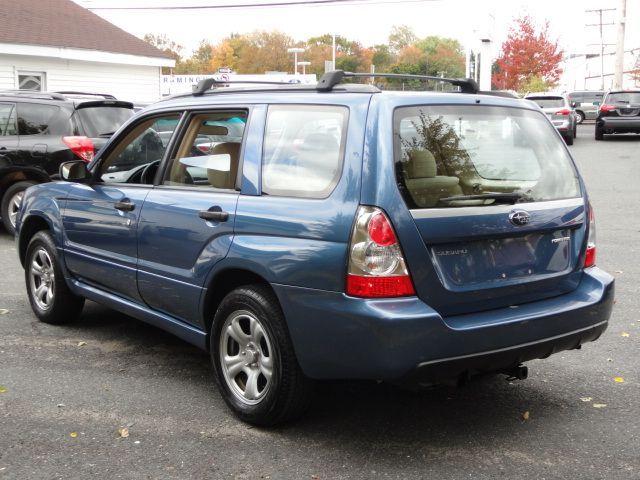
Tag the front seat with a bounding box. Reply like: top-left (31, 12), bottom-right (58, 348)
top-left (207, 142), bottom-right (241, 189)
top-left (403, 149), bottom-right (462, 207)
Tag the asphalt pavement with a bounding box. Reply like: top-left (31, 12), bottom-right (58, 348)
top-left (0, 124), bottom-right (639, 479)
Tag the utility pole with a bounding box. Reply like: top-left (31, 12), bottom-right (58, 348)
top-left (614, 0), bottom-right (627, 89)
top-left (586, 8), bottom-right (616, 90)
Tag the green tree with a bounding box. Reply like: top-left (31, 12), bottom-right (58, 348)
top-left (389, 25), bottom-right (417, 53)
top-left (143, 33), bottom-right (183, 74)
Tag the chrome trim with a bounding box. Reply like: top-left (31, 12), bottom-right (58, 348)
top-left (410, 197), bottom-right (584, 219)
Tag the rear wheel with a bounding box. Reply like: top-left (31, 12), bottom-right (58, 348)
top-left (25, 231), bottom-right (84, 324)
top-left (595, 126), bottom-right (604, 141)
top-left (564, 132), bottom-right (574, 146)
top-left (1, 181), bottom-right (37, 235)
top-left (211, 284), bottom-right (313, 426)
top-left (575, 111), bottom-right (585, 124)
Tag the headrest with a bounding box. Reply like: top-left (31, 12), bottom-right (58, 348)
top-left (200, 124), bottom-right (229, 136)
top-left (406, 149), bottom-right (437, 179)
top-left (211, 142), bottom-right (241, 158)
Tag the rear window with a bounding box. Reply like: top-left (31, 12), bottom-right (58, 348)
top-left (17, 103), bottom-right (61, 135)
top-left (76, 106), bottom-right (134, 138)
top-left (606, 92), bottom-right (640, 104)
top-left (526, 97), bottom-right (565, 108)
top-left (394, 105), bottom-right (581, 209)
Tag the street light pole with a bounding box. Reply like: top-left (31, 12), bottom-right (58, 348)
top-left (297, 61), bottom-right (311, 75)
top-left (287, 47), bottom-right (305, 75)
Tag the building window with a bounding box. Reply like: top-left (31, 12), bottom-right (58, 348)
top-left (17, 72), bottom-right (46, 91)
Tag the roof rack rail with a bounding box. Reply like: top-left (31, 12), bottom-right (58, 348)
top-left (0, 89), bottom-right (66, 100)
top-left (193, 78), bottom-right (295, 96)
top-left (54, 91), bottom-right (117, 100)
top-left (316, 70), bottom-right (479, 94)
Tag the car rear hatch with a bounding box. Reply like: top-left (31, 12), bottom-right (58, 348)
top-left (601, 91), bottom-right (640, 118)
top-left (527, 96), bottom-right (571, 127)
top-left (73, 99), bottom-right (134, 149)
top-left (392, 103), bottom-right (587, 316)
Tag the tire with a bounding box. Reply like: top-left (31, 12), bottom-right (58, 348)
top-left (575, 111), bottom-right (585, 124)
top-left (25, 230), bottom-right (84, 324)
top-left (1, 181), bottom-right (37, 235)
top-left (564, 133), bottom-right (574, 146)
top-left (573, 124), bottom-right (577, 139)
top-left (595, 126), bottom-right (604, 141)
top-left (211, 284), bottom-right (313, 426)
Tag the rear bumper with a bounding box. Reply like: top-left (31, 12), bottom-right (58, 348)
top-left (274, 268), bottom-right (614, 381)
top-left (598, 117), bottom-right (640, 131)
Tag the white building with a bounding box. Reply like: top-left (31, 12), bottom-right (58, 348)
top-left (0, 0), bottom-right (174, 103)
top-left (560, 49), bottom-right (640, 92)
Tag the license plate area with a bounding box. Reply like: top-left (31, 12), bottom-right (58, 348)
top-left (430, 229), bottom-right (573, 291)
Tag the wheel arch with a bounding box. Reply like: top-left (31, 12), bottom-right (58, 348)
top-left (0, 167), bottom-right (49, 197)
top-left (201, 267), bottom-right (280, 347)
top-left (18, 214), bottom-right (54, 267)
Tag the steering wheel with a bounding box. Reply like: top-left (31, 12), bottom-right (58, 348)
top-left (139, 160), bottom-right (161, 185)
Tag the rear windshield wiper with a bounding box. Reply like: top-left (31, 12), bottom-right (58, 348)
top-left (98, 131), bottom-right (116, 138)
top-left (438, 192), bottom-right (527, 204)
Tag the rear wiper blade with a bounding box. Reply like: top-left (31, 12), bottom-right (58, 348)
top-left (438, 192), bottom-right (526, 204)
top-left (98, 131), bottom-right (116, 138)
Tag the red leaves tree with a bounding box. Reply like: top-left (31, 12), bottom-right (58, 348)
top-left (492, 16), bottom-right (564, 92)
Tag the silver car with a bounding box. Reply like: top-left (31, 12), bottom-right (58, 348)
top-left (568, 90), bottom-right (604, 124)
top-left (525, 93), bottom-right (578, 145)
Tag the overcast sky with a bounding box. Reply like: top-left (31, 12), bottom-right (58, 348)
top-left (76, 0), bottom-right (637, 58)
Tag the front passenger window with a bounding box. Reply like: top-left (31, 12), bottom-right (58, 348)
top-left (99, 115), bottom-right (180, 184)
top-left (163, 111), bottom-right (247, 189)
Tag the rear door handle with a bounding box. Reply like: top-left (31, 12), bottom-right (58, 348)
top-left (114, 201), bottom-right (135, 212)
top-left (199, 209), bottom-right (229, 222)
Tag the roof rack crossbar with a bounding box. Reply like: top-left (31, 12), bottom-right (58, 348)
top-left (192, 78), bottom-right (298, 96)
top-left (316, 70), bottom-right (479, 94)
top-left (0, 90), bottom-right (66, 100)
top-left (54, 91), bottom-right (117, 100)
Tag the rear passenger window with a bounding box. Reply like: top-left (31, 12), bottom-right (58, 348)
top-left (17, 103), bottom-right (60, 135)
top-left (262, 105), bottom-right (348, 198)
top-left (0, 104), bottom-right (17, 136)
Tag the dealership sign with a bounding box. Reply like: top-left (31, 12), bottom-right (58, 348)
top-left (161, 73), bottom-right (317, 96)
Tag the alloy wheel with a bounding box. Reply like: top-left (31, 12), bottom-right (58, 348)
top-left (29, 247), bottom-right (55, 311)
top-left (219, 310), bottom-right (274, 405)
top-left (8, 190), bottom-right (24, 229)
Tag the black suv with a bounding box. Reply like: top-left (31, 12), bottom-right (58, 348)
top-left (0, 91), bottom-right (133, 234)
top-left (595, 90), bottom-right (640, 140)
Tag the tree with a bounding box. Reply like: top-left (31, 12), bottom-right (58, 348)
top-left (389, 25), bottom-right (417, 53)
top-left (492, 16), bottom-right (564, 92)
top-left (143, 33), bottom-right (183, 74)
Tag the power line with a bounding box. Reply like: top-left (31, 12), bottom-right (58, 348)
top-left (85, 0), bottom-right (441, 10)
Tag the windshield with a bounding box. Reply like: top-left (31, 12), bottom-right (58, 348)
top-left (76, 106), bottom-right (133, 138)
top-left (394, 105), bottom-right (581, 209)
top-left (526, 97), bottom-right (565, 109)
top-left (607, 92), bottom-right (640, 104)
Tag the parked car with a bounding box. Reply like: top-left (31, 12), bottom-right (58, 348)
top-left (0, 90), bottom-right (134, 234)
top-left (595, 90), bottom-right (640, 140)
top-left (15, 71), bottom-right (614, 426)
top-left (567, 90), bottom-right (604, 124)
top-left (525, 93), bottom-right (578, 145)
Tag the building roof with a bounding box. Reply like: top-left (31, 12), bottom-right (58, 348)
top-left (0, 0), bottom-right (173, 60)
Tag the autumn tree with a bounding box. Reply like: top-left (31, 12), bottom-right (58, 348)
top-left (389, 25), bottom-right (417, 53)
top-left (143, 33), bottom-right (183, 74)
top-left (492, 16), bottom-right (564, 92)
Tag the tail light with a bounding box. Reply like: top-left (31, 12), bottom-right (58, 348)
top-left (346, 206), bottom-right (415, 298)
top-left (555, 109), bottom-right (571, 116)
top-left (62, 136), bottom-right (95, 163)
top-left (584, 203), bottom-right (596, 268)
top-left (599, 104), bottom-right (616, 114)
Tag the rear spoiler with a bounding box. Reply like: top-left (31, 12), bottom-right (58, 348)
top-left (74, 100), bottom-right (134, 109)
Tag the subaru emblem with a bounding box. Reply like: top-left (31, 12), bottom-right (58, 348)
top-left (509, 210), bottom-right (530, 226)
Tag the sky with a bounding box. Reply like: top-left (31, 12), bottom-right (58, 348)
top-left (76, 0), bottom-right (638, 58)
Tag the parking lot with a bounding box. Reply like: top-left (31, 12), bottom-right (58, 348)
top-left (0, 123), bottom-right (638, 479)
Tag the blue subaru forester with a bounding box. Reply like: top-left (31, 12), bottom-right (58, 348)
top-left (15, 71), bottom-right (614, 425)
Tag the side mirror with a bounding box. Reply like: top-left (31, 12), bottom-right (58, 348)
top-left (60, 160), bottom-right (91, 182)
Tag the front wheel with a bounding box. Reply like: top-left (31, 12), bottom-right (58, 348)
top-left (211, 285), bottom-right (313, 426)
top-left (25, 231), bottom-right (84, 324)
top-left (575, 111), bottom-right (585, 124)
